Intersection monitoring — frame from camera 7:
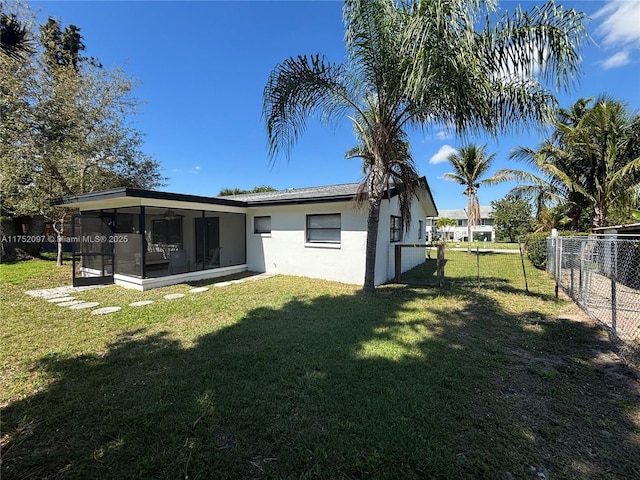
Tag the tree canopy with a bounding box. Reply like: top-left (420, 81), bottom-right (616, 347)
top-left (500, 96), bottom-right (640, 230)
top-left (264, 0), bottom-right (587, 291)
top-left (490, 194), bottom-right (534, 242)
top-left (0, 5), bottom-right (163, 261)
top-left (218, 185), bottom-right (276, 196)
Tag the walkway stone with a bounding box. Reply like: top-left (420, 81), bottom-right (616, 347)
top-left (214, 282), bottom-right (232, 288)
top-left (92, 306), bottom-right (121, 315)
top-left (130, 300), bottom-right (154, 307)
top-left (57, 300), bottom-right (84, 307)
top-left (189, 287), bottom-right (209, 293)
top-left (48, 296), bottom-right (75, 303)
top-left (163, 293), bottom-right (185, 300)
top-left (26, 284), bottom-right (107, 299)
top-left (69, 302), bottom-right (100, 310)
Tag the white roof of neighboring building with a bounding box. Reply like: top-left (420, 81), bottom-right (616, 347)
top-left (431, 206), bottom-right (493, 219)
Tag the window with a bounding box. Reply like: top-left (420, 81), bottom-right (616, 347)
top-left (425, 219), bottom-right (433, 227)
top-left (482, 218), bottom-right (494, 226)
top-left (152, 218), bottom-right (182, 245)
top-left (390, 215), bottom-right (402, 242)
top-left (306, 214), bottom-right (340, 243)
top-left (418, 220), bottom-right (423, 239)
top-left (457, 219), bottom-right (468, 227)
top-left (254, 216), bottom-right (271, 234)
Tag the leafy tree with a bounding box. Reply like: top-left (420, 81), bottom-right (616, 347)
top-left (0, 12), bottom-right (163, 263)
top-left (444, 144), bottom-right (506, 252)
top-left (490, 194), bottom-right (534, 242)
top-left (263, 0), bottom-right (587, 291)
top-left (501, 96), bottom-right (640, 230)
top-left (218, 185), bottom-right (276, 196)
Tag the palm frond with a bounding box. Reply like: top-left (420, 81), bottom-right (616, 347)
top-left (263, 54), bottom-right (359, 162)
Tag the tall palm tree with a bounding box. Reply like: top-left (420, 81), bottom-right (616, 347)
top-left (444, 144), bottom-right (505, 253)
top-left (263, 0), bottom-right (587, 291)
top-left (500, 96), bottom-right (640, 230)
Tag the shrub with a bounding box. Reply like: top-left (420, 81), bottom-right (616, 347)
top-left (524, 232), bottom-right (549, 269)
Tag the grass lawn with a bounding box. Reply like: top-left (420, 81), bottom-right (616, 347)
top-left (1, 253), bottom-right (638, 479)
top-left (442, 241), bottom-right (521, 250)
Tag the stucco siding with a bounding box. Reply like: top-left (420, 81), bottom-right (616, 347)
top-left (246, 202), bottom-right (368, 285)
top-left (380, 197), bottom-right (428, 284)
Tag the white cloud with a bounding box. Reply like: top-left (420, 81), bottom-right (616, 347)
top-left (594, 1), bottom-right (640, 49)
top-left (429, 145), bottom-right (458, 164)
top-left (435, 130), bottom-right (451, 141)
top-left (602, 50), bottom-right (631, 69)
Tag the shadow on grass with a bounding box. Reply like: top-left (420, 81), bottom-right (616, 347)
top-left (2, 284), bottom-right (639, 479)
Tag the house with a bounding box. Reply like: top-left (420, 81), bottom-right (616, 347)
top-left (53, 178), bottom-right (438, 290)
top-left (425, 206), bottom-right (495, 242)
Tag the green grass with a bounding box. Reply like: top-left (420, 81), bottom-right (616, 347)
top-left (441, 241), bottom-right (520, 250)
top-left (1, 255), bottom-right (638, 479)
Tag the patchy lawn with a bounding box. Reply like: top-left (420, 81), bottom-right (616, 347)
top-left (1, 254), bottom-right (638, 479)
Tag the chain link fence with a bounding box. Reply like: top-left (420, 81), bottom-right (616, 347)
top-left (547, 235), bottom-right (640, 361)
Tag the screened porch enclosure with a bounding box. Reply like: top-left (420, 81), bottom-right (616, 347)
top-left (74, 206), bottom-right (245, 284)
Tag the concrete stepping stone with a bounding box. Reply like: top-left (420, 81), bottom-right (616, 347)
top-left (129, 300), bottom-right (154, 307)
top-left (189, 287), bottom-right (209, 293)
top-left (57, 300), bottom-right (84, 307)
top-left (48, 296), bottom-right (75, 303)
top-left (214, 282), bottom-right (232, 288)
top-left (91, 306), bottom-right (121, 315)
top-left (230, 280), bottom-right (245, 284)
top-left (163, 293), bottom-right (185, 300)
top-left (69, 302), bottom-right (100, 310)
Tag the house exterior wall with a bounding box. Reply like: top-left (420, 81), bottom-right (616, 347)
top-left (246, 197), bottom-right (428, 287)
top-left (246, 202), bottom-right (368, 285)
top-left (378, 196), bottom-right (428, 285)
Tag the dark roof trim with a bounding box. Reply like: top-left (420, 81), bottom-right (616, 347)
top-left (52, 187), bottom-right (246, 208)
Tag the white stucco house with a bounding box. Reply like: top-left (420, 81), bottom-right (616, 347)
top-left (53, 178), bottom-right (438, 290)
top-left (426, 206), bottom-right (495, 242)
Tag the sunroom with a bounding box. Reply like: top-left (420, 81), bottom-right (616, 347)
top-left (54, 188), bottom-right (248, 290)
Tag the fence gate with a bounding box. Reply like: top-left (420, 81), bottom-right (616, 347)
top-left (71, 213), bottom-right (115, 287)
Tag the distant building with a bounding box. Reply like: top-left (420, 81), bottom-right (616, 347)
top-left (426, 206), bottom-right (495, 242)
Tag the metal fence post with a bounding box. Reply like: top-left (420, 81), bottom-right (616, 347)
top-left (555, 236), bottom-right (562, 298)
top-left (611, 239), bottom-right (617, 339)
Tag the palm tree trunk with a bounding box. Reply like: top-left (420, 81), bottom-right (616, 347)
top-left (593, 205), bottom-right (607, 230)
top-left (363, 198), bottom-right (381, 292)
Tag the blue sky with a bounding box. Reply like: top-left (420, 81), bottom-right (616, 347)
top-left (29, 0), bottom-right (640, 210)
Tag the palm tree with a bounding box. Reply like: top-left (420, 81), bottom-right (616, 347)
top-left (0, 10), bottom-right (33, 60)
top-left (263, 0), bottom-right (587, 291)
top-left (500, 96), bottom-right (640, 230)
top-left (444, 145), bottom-right (505, 253)
top-left (504, 143), bottom-right (591, 231)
